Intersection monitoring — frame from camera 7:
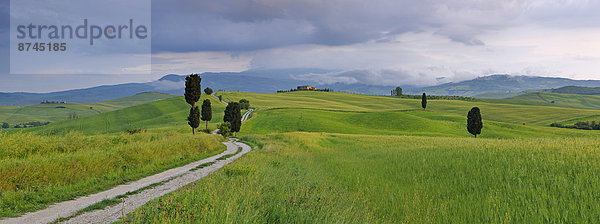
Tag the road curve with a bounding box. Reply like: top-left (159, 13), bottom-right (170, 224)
top-left (1, 140), bottom-right (251, 224)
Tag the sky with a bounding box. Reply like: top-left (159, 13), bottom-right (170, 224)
top-left (1, 0), bottom-right (600, 92)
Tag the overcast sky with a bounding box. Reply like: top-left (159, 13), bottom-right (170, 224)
top-left (2, 0), bottom-right (600, 92)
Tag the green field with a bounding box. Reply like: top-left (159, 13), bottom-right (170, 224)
top-left (125, 133), bottom-right (600, 223)
top-left (122, 91), bottom-right (600, 223)
top-left (486, 92), bottom-right (600, 110)
top-left (222, 91), bottom-right (600, 126)
top-left (0, 94), bottom-right (228, 217)
top-left (0, 92), bottom-right (175, 127)
top-left (3, 90), bottom-right (600, 221)
top-left (17, 94), bottom-right (226, 135)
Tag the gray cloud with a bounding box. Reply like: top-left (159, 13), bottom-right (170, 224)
top-left (151, 0), bottom-right (537, 52)
top-left (291, 69), bottom-right (447, 87)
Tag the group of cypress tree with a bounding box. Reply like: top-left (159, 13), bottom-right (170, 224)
top-left (184, 73), bottom-right (243, 136)
top-left (184, 74), bottom-right (214, 135)
top-left (420, 92), bottom-right (482, 138)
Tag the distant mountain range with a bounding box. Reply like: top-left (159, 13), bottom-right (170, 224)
top-left (413, 75), bottom-right (600, 97)
top-left (2, 70), bottom-right (600, 106)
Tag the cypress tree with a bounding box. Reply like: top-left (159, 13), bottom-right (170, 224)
top-left (421, 93), bottom-right (427, 110)
top-left (201, 99), bottom-right (212, 130)
top-left (184, 74), bottom-right (202, 107)
top-left (187, 106), bottom-right (200, 135)
top-left (229, 102), bottom-right (242, 136)
top-left (184, 74), bottom-right (202, 134)
top-left (467, 107), bottom-right (483, 138)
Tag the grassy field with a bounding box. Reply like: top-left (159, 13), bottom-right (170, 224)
top-left (125, 132), bottom-right (600, 223)
top-left (3, 90), bottom-right (600, 221)
top-left (0, 130), bottom-right (225, 217)
top-left (220, 91), bottom-right (600, 126)
top-left (0, 92), bottom-right (175, 127)
top-left (0, 93), bottom-right (229, 217)
top-left (17, 94), bottom-right (226, 135)
top-left (239, 108), bottom-right (596, 138)
top-left (486, 92), bottom-right (600, 110)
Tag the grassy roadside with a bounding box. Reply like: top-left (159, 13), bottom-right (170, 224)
top-left (0, 131), bottom-right (225, 218)
top-left (124, 132), bottom-right (600, 223)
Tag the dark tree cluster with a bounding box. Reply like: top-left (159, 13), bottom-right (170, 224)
top-left (277, 88), bottom-right (333, 93)
top-left (239, 99), bottom-right (250, 110)
top-left (551, 121), bottom-right (600, 130)
top-left (1, 122), bottom-right (9, 129)
top-left (391, 87), bottom-right (403, 96)
top-left (204, 87), bottom-right (214, 95)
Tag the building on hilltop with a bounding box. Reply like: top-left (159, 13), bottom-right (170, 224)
top-left (297, 85), bottom-right (317, 91)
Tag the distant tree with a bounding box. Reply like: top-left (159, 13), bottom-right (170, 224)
top-left (224, 102), bottom-right (242, 136)
top-left (239, 99), bottom-right (250, 110)
top-left (421, 93), bottom-right (427, 110)
top-left (201, 99), bottom-right (212, 130)
top-left (204, 87), bottom-right (214, 95)
top-left (187, 106), bottom-right (200, 135)
top-left (218, 95), bottom-right (223, 102)
top-left (14, 124), bottom-right (22, 128)
top-left (391, 87), bottom-right (403, 96)
top-left (467, 107), bottom-right (483, 138)
top-left (184, 74), bottom-right (202, 134)
top-left (1, 122), bottom-right (9, 130)
top-left (217, 122), bottom-right (232, 137)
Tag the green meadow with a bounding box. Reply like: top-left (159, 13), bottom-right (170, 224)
top-left (0, 92), bottom-right (175, 127)
top-left (124, 91), bottom-right (600, 223)
top-left (2, 90), bottom-right (600, 221)
top-left (0, 94), bottom-right (227, 217)
top-left (125, 133), bottom-right (600, 223)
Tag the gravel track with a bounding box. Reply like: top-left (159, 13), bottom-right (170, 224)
top-left (1, 140), bottom-right (251, 224)
top-left (1, 92), bottom-right (254, 224)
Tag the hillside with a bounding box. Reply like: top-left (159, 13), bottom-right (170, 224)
top-left (23, 94), bottom-right (226, 135)
top-left (0, 92), bottom-right (175, 127)
top-left (221, 91), bottom-right (600, 127)
top-left (492, 92), bottom-right (600, 110)
top-left (5, 72), bottom-right (600, 106)
top-left (125, 90), bottom-right (600, 223)
top-left (547, 86), bottom-right (600, 95)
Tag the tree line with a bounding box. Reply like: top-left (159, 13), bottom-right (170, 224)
top-left (551, 121), bottom-right (600, 130)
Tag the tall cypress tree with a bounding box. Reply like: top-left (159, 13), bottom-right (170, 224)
top-left (421, 93), bottom-right (427, 110)
top-left (201, 99), bottom-right (212, 130)
top-left (467, 107), bottom-right (483, 138)
top-left (224, 102), bottom-right (233, 123)
top-left (185, 74), bottom-right (202, 107)
top-left (184, 74), bottom-right (202, 134)
top-left (188, 106), bottom-right (200, 135)
top-left (230, 102), bottom-right (242, 136)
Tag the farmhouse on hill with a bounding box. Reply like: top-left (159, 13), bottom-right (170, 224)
top-left (297, 85), bottom-right (317, 91)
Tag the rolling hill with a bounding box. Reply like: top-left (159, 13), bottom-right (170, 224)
top-left (546, 86), bottom-right (600, 95)
top-left (0, 92), bottom-right (175, 127)
top-left (488, 92), bottom-right (600, 110)
top-left (5, 72), bottom-right (600, 106)
top-left (22, 94), bottom-right (226, 135)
